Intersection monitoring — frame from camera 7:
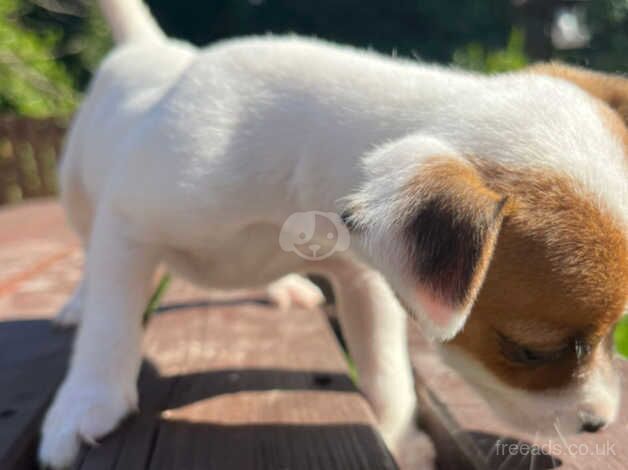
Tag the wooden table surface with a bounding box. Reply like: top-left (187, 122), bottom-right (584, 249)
top-left (0, 200), bottom-right (397, 470)
top-left (1, 199), bottom-right (627, 470)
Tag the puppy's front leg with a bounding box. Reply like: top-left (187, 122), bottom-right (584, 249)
top-left (39, 210), bottom-right (158, 469)
top-left (323, 259), bottom-right (417, 453)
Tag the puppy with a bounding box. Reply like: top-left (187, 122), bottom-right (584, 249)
top-left (39, 1), bottom-right (628, 468)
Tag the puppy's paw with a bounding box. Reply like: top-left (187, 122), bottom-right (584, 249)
top-left (267, 274), bottom-right (325, 310)
top-left (38, 378), bottom-right (136, 469)
top-left (375, 399), bottom-right (432, 468)
top-left (378, 404), bottom-right (418, 452)
top-left (389, 425), bottom-right (435, 470)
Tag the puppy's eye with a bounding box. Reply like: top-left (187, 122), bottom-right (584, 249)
top-left (574, 337), bottom-right (592, 360)
top-left (497, 333), bottom-right (567, 366)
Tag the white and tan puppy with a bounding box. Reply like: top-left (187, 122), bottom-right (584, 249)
top-left (39, 1), bottom-right (628, 468)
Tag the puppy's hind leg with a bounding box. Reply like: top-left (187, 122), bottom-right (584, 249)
top-left (266, 273), bottom-right (325, 310)
top-left (39, 208), bottom-right (158, 469)
top-left (54, 148), bottom-right (93, 327)
top-left (320, 258), bottom-right (418, 455)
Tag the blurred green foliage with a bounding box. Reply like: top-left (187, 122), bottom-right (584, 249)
top-left (614, 317), bottom-right (628, 359)
top-left (452, 28), bottom-right (528, 73)
top-left (0, 0), bottom-right (110, 117)
top-left (20, 1), bottom-right (111, 89)
top-left (0, 0), bottom-right (76, 117)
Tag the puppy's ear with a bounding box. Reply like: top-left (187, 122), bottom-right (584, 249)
top-left (402, 158), bottom-right (507, 339)
top-left (527, 62), bottom-right (628, 125)
top-left (341, 135), bottom-right (507, 340)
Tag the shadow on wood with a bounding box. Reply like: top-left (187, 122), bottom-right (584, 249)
top-left (0, 309), bottom-right (397, 470)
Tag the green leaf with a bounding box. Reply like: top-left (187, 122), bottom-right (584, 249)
top-left (614, 316), bottom-right (628, 359)
top-left (142, 273), bottom-right (172, 326)
top-left (452, 28), bottom-right (528, 73)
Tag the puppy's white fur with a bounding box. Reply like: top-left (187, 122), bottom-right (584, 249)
top-left (439, 345), bottom-right (620, 435)
top-left (39, 1), bottom-right (626, 467)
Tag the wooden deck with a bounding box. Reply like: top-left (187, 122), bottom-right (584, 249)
top-left (1, 200), bottom-right (627, 470)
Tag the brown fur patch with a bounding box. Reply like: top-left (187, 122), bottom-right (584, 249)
top-left (447, 160), bottom-right (628, 391)
top-left (402, 158), bottom-right (506, 308)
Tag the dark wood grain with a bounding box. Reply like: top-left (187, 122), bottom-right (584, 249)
top-left (0, 320), bottom-right (72, 470)
top-left (0, 201), bottom-right (78, 470)
top-left (0, 291), bottom-right (398, 470)
top-left (74, 303), bottom-right (397, 470)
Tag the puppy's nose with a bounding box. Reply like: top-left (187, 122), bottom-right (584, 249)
top-left (309, 244), bottom-right (321, 254)
top-left (579, 415), bottom-right (607, 433)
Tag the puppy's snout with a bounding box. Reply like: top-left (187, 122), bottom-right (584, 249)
top-left (580, 420), bottom-right (606, 433)
top-left (579, 412), bottom-right (607, 433)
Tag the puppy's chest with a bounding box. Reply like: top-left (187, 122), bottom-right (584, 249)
top-left (161, 223), bottom-right (303, 288)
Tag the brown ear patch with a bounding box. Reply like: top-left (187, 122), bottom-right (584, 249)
top-left (403, 158), bottom-right (507, 309)
top-left (448, 160), bottom-right (628, 391)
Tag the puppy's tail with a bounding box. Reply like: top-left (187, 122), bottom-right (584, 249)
top-left (98, 0), bottom-right (165, 44)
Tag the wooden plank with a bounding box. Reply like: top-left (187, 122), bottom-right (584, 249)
top-left (0, 201), bottom-right (399, 469)
top-left (74, 300), bottom-right (397, 470)
top-left (409, 325), bottom-right (628, 469)
top-left (0, 320), bottom-right (72, 470)
top-left (0, 199), bottom-right (76, 246)
top-left (0, 202), bottom-right (78, 469)
top-left (0, 285), bottom-right (397, 469)
top-left (0, 200), bottom-right (79, 322)
top-left (13, 200), bottom-right (628, 470)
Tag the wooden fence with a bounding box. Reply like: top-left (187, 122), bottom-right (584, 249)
top-left (0, 116), bottom-right (66, 205)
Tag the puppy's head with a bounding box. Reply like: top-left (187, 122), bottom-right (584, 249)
top-left (342, 134), bottom-right (628, 435)
top-left (442, 162), bottom-right (628, 435)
